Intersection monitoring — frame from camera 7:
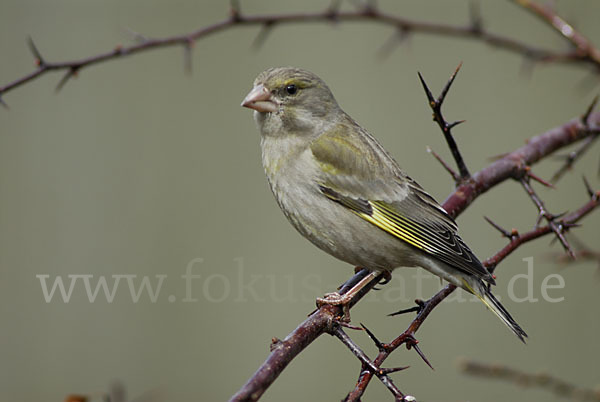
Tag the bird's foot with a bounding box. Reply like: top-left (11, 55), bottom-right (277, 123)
top-left (316, 292), bottom-right (353, 322)
top-left (373, 270), bottom-right (393, 290)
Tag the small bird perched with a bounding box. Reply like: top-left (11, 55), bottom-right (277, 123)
top-left (241, 67), bottom-right (527, 342)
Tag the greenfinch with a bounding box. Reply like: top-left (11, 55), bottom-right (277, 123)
top-left (242, 67), bottom-right (526, 342)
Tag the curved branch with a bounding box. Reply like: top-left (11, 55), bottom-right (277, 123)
top-left (346, 189), bottom-right (599, 401)
top-left (460, 359), bottom-right (600, 401)
top-left (442, 113), bottom-right (600, 217)
top-left (230, 269), bottom-right (383, 402)
top-left (230, 111), bottom-right (600, 402)
top-left (2, 3), bottom-right (600, 101)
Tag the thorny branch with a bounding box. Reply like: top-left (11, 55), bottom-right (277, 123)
top-left (519, 177), bottom-right (575, 258)
top-left (551, 96), bottom-right (600, 182)
top-left (2, 1), bottom-right (598, 400)
top-left (231, 68), bottom-right (600, 400)
top-left (419, 63), bottom-right (471, 182)
top-left (2, 0), bottom-right (600, 107)
top-left (512, 0), bottom-right (600, 66)
top-left (345, 150), bottom-right (599, 400)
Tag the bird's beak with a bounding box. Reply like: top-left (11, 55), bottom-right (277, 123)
top-left (241, 84), bottom-right (277, 113)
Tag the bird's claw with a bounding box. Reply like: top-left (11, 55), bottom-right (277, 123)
top-left (316, 291), bottom-right (352, 322)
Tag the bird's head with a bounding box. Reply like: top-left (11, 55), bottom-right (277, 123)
top-left (241, 67), bottom-right (340, 137)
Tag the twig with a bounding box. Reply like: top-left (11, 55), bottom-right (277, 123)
top-left (550, 232), bottom-right (600, 271)
top-left (520, 177), bottom-right (575, 258)
top-left (442, 111), bottom-right (600, 218)
top-left (345, 285), bottom-right (455, 401)
top-left (511, 0), bottom-right (600, 66)
top-left (3, 3), bottom-right (600, 104)
top-left (459, 359), bottom-right (600, 401)
top-left (418, 64), bottom-right (470, 182)
top-left (484, 216), bottom-right (519, 239)
top-left (230, 269), bottom-right (383, 402)
top-left (484, 189), bottom-right (599, 272)
top-left (427, 146), bottom-right (460, 182)
top-left (552, 96), bottom-right (600, 182)
top-left (333, 327), bottom-right (405, 399)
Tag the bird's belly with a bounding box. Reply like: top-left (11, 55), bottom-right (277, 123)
top-left (274, 182), bottom-right (419, 271)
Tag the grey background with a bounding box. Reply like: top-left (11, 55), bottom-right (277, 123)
top-left (1, 1), bottom-right (599, 401)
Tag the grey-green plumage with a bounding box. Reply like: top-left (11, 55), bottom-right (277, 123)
top-left (242, 66), bottom-right (527, 342)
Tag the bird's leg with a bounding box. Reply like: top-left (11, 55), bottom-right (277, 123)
top-left (316, 270), bottom-right (381, 322)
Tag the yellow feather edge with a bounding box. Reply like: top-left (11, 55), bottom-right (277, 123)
top-left (356, 206), bottom-right (428, 251)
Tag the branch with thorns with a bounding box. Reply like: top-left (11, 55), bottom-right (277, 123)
top-left (230, 67), bottom-right (600, 401)
top-left (2, 1), bottom-right (598, 400)
top-left (2, 0), bottom-right (600, 108)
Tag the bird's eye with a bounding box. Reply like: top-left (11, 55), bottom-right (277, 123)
top-left (285, 84), bottom-right (298, 95)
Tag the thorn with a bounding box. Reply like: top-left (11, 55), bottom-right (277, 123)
top-left (558, 233), bottom-right (576, 260)
top-left (363, 0), bottom-right (377, 14)
top-left (123, 26), bottom-right (149, 43)
top-left (407, 340), bottom-right (434, 370)
top-left (484, 216), bottom-right (514, 238)
top-left (377, 27), bottom-right (409, 59)
top-left (488, 151), bottom-right (510, 161)
top-left (437, 62), bottom-right (462, 106)
top-left (27, 36), bottom-right (45, 67)
top-left (417, 72), bottom-right (435, 107)
top-left (519, 55), bottom-right (536, 80)
top-left (468, 1), bottom-right (483, 33)
top-left (581, 95), bottom-right (599, 126)
top-left (183, 40), bottom-right (193, 75)
top-left (55, 67), bottom-right (79, 93)
top-left (338, 321), bottom-right (363, 330)
top-left (326, 0), bottom-right (343, 18)
top-left (548, 220), bottom-right (576, 259)
top-left (269, 337), bottom-right (282, 351)
top-left (552, 128), bottom-right (599, 183)
top-left (389, 299), bottom-right (425, 316)
top-left (388, 306), bottom-right (420, 316)
top-left (427, 146), bottom-right (460, 182)
top-left (527, 168), bottom-right (556, 188)
top-left (380, 366), bottom-right (410, 375)
top-left (447, 120), bottom-right (466, 129)
top-left (552, 152), bottom-right (573, 162)
top-left (0, 94), bottom-right (8, 110)
top-left (230, 0), bottom-right (241, 20)
top-left (251, 21), bottom-right (275, 50)
top-left (583, 175), bottom-right (594, 197)
top-left (360, 323), bottom-right (386, 351)
top-left (535, 211), bottom-right (545, 228)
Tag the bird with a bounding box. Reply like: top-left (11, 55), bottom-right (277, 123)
top-left (241, 66), bottom-right (527, 342)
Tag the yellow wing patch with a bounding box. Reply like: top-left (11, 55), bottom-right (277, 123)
top-left (319, 185), bottom-right (492, 281)
top-left (356, 204), bottom-right (429, 251)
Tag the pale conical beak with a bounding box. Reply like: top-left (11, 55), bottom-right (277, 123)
top-left (241, 84), bottom-right (278, 113)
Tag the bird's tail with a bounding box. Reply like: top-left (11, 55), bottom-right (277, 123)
top-left (462, 278), bottom-right (528, 343)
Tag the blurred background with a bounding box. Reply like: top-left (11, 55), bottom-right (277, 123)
top-left (1, 1), bottom-right (599, 401)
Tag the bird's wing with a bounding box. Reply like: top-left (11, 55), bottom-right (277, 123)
top-left (311, 120), bottom-right (493, 283)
